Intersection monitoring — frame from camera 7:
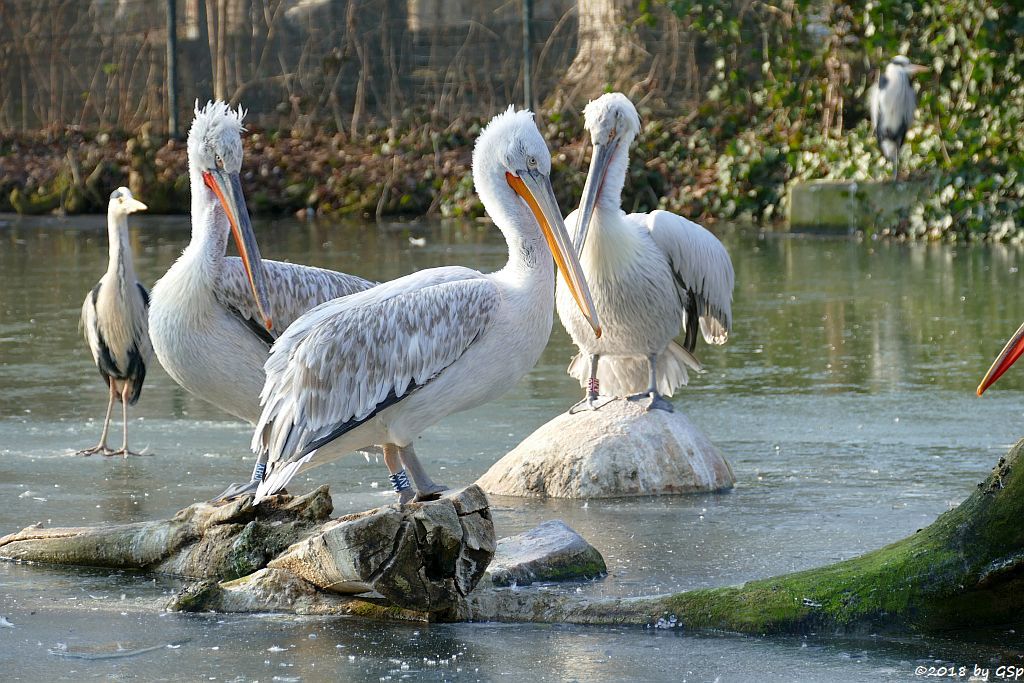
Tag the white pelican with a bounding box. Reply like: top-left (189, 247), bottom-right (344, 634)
top-left (869, 56), bottom-right (929, 179)
top-left (149, 101), bottom-right (406, 499)
top-left (250, 106), bottom-right (601, 503)
top-left (78, 187), bottom-right (152, 456)
top-left (555, 92), bottom-right (734, 413)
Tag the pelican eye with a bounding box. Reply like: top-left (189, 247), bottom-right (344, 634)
top-left (527, 156), bottom-right (538, 169)
top-left (215, 154), bottom-right (225, 170)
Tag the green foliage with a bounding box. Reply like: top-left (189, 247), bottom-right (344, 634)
top-left (644, 0), bottom-right (1024, 239)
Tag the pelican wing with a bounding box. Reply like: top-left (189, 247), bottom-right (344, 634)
top-left (632, 209), bottom-right (734, 345)
top-left (252, 267), bottom-right (499, 496)
top-left (216, 257), bottom-right (376, 342)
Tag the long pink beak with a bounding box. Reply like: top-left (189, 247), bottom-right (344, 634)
top-left (978, 320), bottom-right (1024, 396)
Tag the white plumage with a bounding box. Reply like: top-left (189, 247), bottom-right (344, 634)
top-left (79, 187), bottom-right (152, 456)
top-left (869, 56), bottom-right (928, 179)
top-left (555, 92), bottom-right (734, 411)
top-left (148, 101), bottom-right (375, 495)
top-left (251, 107), bottom-right (600, 503)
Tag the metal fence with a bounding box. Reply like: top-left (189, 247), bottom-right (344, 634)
top-left (0, 0), bottom-right (711, 134)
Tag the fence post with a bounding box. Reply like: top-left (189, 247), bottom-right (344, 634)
top-left (522, 0), bottom-right (534, 111)
top-left (166, 0), bottom-right (179, 138)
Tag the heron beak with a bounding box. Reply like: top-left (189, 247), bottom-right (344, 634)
top-left (507, 169), bottom-right (601, 337)
top-left (978, 321), bottom-right (1024, 396)
top-left (908, 63), bottom-right (930, 75)
top-left (203, 168), bottom-right (274, 331)
top-left (125, 197), bottom-right (148, 213)
top-left (573, 138), bottom-right (619, 255)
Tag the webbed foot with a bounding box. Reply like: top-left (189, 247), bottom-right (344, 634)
top-left (569, 394), bottom-right (616, 414)
top-left (210, 480), bottom-right (260, 503)
top-left (626, 391), bottom-right (675, 413)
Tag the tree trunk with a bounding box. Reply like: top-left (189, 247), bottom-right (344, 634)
top-left (0, 486), bottom-right (494, 615)
top-left (559, 0), bottom-right (646, 106)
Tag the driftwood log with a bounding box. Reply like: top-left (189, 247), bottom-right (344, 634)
top-left (6, 442), bottom-right (1024, 633)
top-left (0, 485), bottom-right (494, 615)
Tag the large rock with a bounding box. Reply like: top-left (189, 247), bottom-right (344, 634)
top-left (787, 179), bottom-right (929, 233)
top-left (486, 520), bottom-right (606, 587)
top-left (476, 399), bottom-right (734, 498)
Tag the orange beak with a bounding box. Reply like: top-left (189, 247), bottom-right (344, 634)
top-left (506, 169), bottom-right (601, 337)
top-left (203, 169), bottom-right (273, 331)
top-left (978, 321), bottom-right (1024, 396)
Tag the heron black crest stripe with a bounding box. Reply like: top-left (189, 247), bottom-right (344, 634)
top-left (137, 282), bottom-right (150, 308)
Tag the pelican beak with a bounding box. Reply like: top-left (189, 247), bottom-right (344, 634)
top-left (125, 197), bottom-right (148, 214)
top-left (978, 321), bottom-right (1024, 396)
top-left (573, 137), bottom-right (619, 255)
top-left (202, 168), bottom-right (274, 331)
top-left (507, 169), bottom-right (601, 337)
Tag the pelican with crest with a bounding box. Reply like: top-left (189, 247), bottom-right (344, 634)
top-left (148, 101), bottom-right (408, 499)
top-left (250, 106), bottom-right (601, 503)
top-left (555, 92), bottom-right (734, 413)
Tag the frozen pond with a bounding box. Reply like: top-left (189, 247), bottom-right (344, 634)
top-left (2, 213), bottom-right (1024, 680)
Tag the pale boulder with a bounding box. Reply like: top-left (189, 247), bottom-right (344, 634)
top-left (477, 399), bottom-right (734, 498)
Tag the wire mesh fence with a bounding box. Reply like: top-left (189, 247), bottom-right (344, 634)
top-left (0, 0), bottom-right (718, 135)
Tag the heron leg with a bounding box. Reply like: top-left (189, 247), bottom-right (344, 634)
top-left (398, 444), bottom-right (446, 502)
top-left (626, 353), bottom-right (675, 413)
top-left (892, 150), bottom-right (900, 180)
top-left (110, 384), bottom-right (148, 457)
top-left (569, 354), bottom-right (615, 414)
top-left (77, 383), bottom-right (117, 456)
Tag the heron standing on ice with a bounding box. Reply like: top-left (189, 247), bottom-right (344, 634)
top-left (79, 187), bottom-right (152, 456)
top-left (250, 107), bottom-right (601, 503)
top-left (869, 55), bottom-right (929, 179)
top-left (556, 93), bottom-right (734, 413)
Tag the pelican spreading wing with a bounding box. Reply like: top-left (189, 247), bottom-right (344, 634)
top-left (556, 93), bottom-right (734, 412)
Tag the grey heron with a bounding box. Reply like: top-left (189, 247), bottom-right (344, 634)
top-left (555, 92), bottom-right (734, 413)
top-left (249, 106), bottom-right (601, 503)
top-left (149, 101), bottom-right (437, 501)
top-left (78, 187), bottom-right (152, 456)
top-left (869, 55), bottom-right (929, 179)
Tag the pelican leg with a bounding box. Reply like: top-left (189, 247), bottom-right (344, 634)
top-left (569, 354), bottom-right (616, 414)
top-left (110, 384), bottom-right (147, 457)
top-left (626, 353), bottom-right (675, 413)
top-left (396, 444), bottom-right (446, 502)
top-left (77, 383), bottom-right (117, 456)
top-left (210, 457), bottom-right (265, 502)
top-left (383, 443), bottom-right (415, 504)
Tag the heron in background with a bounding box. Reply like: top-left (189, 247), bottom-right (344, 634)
top-left (79, 187), bottom-right (152, 456)
top-left (869, 55), bottom-right (929, 179)
top-left (149, 101), bottom-right (421, 500)
top-left (556, 93), bottom-right (734, 413)
top-left (250, 106), bottom-right (601, 504)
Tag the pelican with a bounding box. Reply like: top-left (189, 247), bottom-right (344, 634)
top-left (977, 321), bottom-right (1024, 396)
top-left (249, 106), bottom-right (601, 503)
top-left (555, 92), bottom-right (734, 413)
top-left (149, 101), bottom-right (400, 498)
top-left (78, 187), bottom-right (153, 456)
top-left (869, 55), bottom-right (929, 179)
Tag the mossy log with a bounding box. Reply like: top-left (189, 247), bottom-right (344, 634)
top-left (0, 485), bottom-right (494, 614)
top-left (174, 440), bottom-right (1024, 633)
top-left (459, 440), bottom-right (1024, 634)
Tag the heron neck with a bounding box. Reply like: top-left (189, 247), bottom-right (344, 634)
top-left (105, 211), bottom-right (134, 280)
